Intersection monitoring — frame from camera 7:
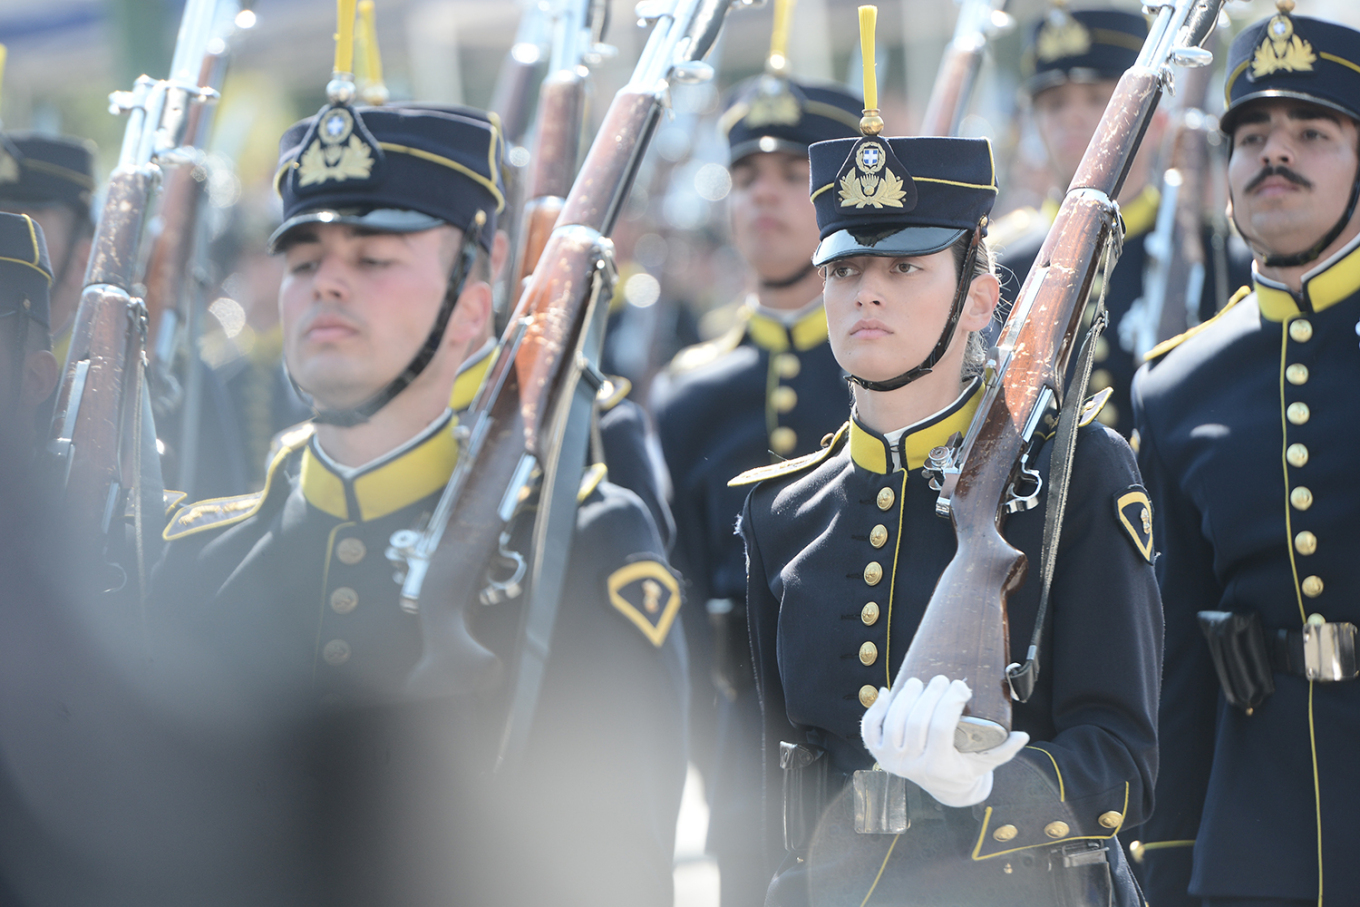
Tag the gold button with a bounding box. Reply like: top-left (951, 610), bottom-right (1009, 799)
top-left (1089, 369), bottom-right (1113, 392)
top-left (861, 602), bottom-right (880, 626)
top-left (1044, 821), bottom-right (1070, 839)
top-left (1287, 443), bottom-right (1309, 468)
top-left (1302, 575), bottom-right (1325, 598)
top-left (1287, 402), bottom-right (1310, 425)
top-left (869, 524), bottom-right (889, 548)
top-left (772, 386), bottom-right (798, 413)
top-left (330, 586), bottom-right (359, 615)
top-left (336, 537), bottom-right (366, 565)
top-left (1093, 336), bottom-right (1109, 363)
top-left (1290, 319), bottom-right (1313, 342)
top-left (1295, 531), bottom-right (1317, 556)
top-left (770, 426), bottom-right (797, 455)
top-left (864, 562), bottom-right (883, 586)
top-left (1098, 811), bottom-right (1123, 829)
top-left (858, 685), bottom-right (878, 708)
top-left (1286, 363), bottom-right (1309, 385)
top-left (859, 641), bottom-right (878, 666)
top-left (323, 639), bottom-right (351, 666)
top-left (876, 487), bottom-right (895, 510)
top-left (1307, 612), bottom-right (1325, 626)
top-left (993, 824), bottom-right (1018, 842)
top-left (776, 353), bottom-right (801, 378)
top-left (1291, 486), bottom-right (1313, 511)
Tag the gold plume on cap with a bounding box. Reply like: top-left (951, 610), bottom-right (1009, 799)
top-left (767, 0), bottom-right (796, 74)
top-left (357, 0), bottom-right (389, 105)
top-left (858, 6), bottom-right (882, 136)
top-left (334, 0), bottom-right (357, 78)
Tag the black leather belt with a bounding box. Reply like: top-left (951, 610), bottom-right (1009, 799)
top-left (1270, 621), bottom-right (1359, 682)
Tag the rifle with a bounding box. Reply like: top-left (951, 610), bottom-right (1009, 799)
top-left (510, 0), bottom-right (614, 295)
top-left (387, 0), bottom-right (743, 766)
top-left (917, 0), bottom-right (1013, 137)
top-left (45, 0), bottom-right (222, 579)
top-left (898, 0), bottom-right (1225, 751)
top-left (1120, 55), bottom-right (1219, 359)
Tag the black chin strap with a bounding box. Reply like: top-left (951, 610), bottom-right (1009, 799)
top-left (1238, 160), bottom-right (1360, 271)
top-left (848, 226), bottom-right (982, 393)
top-left (304, 218), bottom-right (484, 428)
top-left (760, 261), bottom-right (817, 290)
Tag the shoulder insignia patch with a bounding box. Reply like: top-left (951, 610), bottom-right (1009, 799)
top-left (1144, 284), bottom-right (1251, 363)
top-left (164, 491), bottom-right (267, 541)
top-left (728, 422), bottom-right (849, 487)
top-left (597, 375), bottom-right (632, 411)
top-left (607, 560), bottom-right (681, 647)
top-left (1115, 486), bottom-right (1154, 564)
top-left (1078, 387), bottom-right (1114, 427)
top-left (668, 320), bottom-right (747, 375)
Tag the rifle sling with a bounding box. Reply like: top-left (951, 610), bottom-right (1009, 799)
top-left (1007, 238), bottom-right (1115, 703)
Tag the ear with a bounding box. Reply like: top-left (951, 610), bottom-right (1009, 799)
top-left (960, 272), bottom-right (999, 333)
top-left (20, 349), bottom-right (58, 409)
top-left (446, 278), bottom-right (492, 348)
top-left (67, 235), bottom-right (93, 287)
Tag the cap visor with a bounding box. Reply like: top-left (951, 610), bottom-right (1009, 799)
top-left (268, 207), bottom-right (446, 253)
top-left (813, 226), bottom-right (966, 266)
top-left (729, 137), bottom-right (809, 165)
top-left (1221, 90), bottom-right (1360, 135)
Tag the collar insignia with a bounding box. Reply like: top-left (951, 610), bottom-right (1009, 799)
top-left (837, 138), bottom-right (915, 211)
top-left (1036, 14), bottom-right (1092, 63)
top-left (297, 104), bottom-right (378, 187)
top-left (1251, 12), bottom-right (1315, 78)
top-left (744, 77), bottom-right (803, 128)
top-left (0, 146), bottom-right (19, 184)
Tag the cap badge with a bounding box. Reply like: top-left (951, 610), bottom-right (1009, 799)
top-left (745, 78), bottom-right (802, 128)
top-left (1251, 11), bottom-right (1315, 77)
top-left (0, 147), bottom-right (18, 184)
top-left (838, 139), bottom-right (912, 210)
top-left (298, 105), bottom-right (375, 187)
top-left (1035, 14), bottom-right (1091, 63)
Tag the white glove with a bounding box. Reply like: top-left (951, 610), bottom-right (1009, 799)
top-left (861, 674), bottom-right (1030, 808)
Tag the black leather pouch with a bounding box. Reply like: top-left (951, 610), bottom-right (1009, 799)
top-left (780, 741), bottom-right (827, 855)
top-left (1197, 610), bottom-right (1276, 712)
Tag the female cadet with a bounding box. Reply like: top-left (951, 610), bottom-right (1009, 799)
top-left (731, 128), bottom-right (1161, 905)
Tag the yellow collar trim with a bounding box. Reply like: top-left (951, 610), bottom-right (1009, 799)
top-left (1121, 185), bottom-right (1161, 239)
top-left (300, 416), bottom-right (460, 521)
top-left (451, 341), bottom-right (498, 411)
top-left (746, 303), bottom-right (830, 353)
top-left (849, 381), bottom-right (983, 474)
top-left (1253, 233), bottom-right (1360, 322)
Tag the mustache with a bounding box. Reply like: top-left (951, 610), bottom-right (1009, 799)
top-left (1245, 164), bottom-right (1313, 193)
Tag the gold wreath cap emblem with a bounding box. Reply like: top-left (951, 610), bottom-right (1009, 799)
top-left (1036, 14), bottom-right (1092, 63)
top-left (296, 106), bottom-right (376, 187)
top-left (746, 81), bottom-right (802, 128)
top-left (1251, 12), bottom-right (1316, 77)
top-left (838, 141), bottom-right (907, 209)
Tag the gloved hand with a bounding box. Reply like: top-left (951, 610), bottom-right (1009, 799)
top-left (861, 674), bottom-right (1030, 808)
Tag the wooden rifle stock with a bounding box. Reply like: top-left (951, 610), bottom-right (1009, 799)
top-left (917, 0), bottom-right (1009, 138)
top-left (512, 68), bottom-right (587, 294)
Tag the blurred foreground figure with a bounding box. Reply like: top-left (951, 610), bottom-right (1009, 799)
top-left (0, 213), bottom-right (58, 467)
top-left (149, 99), bottom-right (687, 906)
top-left (1132, 6), bottom-right (1360, 905)
top-left (651, 67), bottom-right (861, 906)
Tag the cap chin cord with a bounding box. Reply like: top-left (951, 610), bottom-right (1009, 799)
top-left (760, 261), bottom-right (817, 290)
top-left (301, 218), bottom-right (483, 428)
top-left (847, 226), bottom-right (982, 393)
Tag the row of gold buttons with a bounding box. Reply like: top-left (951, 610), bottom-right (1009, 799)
top-left (769, 352), bottom-right (802, 456)
top-left (324, 536), bottom-right (369, 666)
top-left (857, 485), bottom-right (898, 708)
top-left (1285, 318), bottom-right (1323, 599)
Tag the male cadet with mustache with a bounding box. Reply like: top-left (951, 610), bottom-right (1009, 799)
top-left (996, 6), bottom-right (1247, 438)
top-left (149, 102), bottom-right (687, 907)
top-left (1131, 6), bottom-right (1360, 906)
top-left (650, 69), bottom-right (861, 905)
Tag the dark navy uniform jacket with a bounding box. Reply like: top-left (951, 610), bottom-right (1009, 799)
top-left (1131, 241), bottom-right (1360, 904)
top-left (149, 411), bottom-right (688, 907)
top-left (738, 382), bottom-right (1161, 904)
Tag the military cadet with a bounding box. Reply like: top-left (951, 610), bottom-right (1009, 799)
top-left (649, 62), bottom-right (861, 904)
top-left (996, 7), bottom-right (1245, 438)
top-left (733, 124), bottom-right (1160, 905)
top-left (1131, 7), bottom-right (1360, 906)
top-left (149, 100), bottom-right (687, 906)
top-left (0, 135), bottom-right (95, 367)
top-left (0, 212), bottom-right (56, 465)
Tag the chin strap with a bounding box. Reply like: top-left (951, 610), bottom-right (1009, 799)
top-left (302, 216), bottom-right (484, 428)
top-left (848, 224), bottom-right (982, 393)
top-left (761, 261), bottom-right (817, 290)
top-left (1241, 161), bottom-right (1360, 271)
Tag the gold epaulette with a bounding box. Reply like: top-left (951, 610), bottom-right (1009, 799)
top-left (1143, 284), bottom-right (1251, 363)
top-left (597, 375), bottom-right (632, 412)
top-left (266, 420), bottom-right (317, 464)
top-left (668, 314), bottom-right (749, 375)
top-left (163, 489), bottom-right (188, 515)
top-left (728, 422), bottom-right (848, 487)
top-left (1078, 387), bottom-right (1114, 427)
top-left (165, 425), bottom-right (313, 541)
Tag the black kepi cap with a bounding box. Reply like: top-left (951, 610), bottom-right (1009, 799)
top-left (0, 133), bottom-right (97, 215)
top-left (0, 212), bottom-right (53, 330)
top-left (272, 103), bottom-right (505, 253)
top-left (1220, 4), bottom-right (1360, 134)
top-left (1023, 8), bottom-right (1148, 96)
top-left (809, 135), bottom-right (997, 266)
top-left (719, 78), bottom-right (863, 164)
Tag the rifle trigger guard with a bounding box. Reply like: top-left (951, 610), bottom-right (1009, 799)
top-left (1005, 465), bottom-right (1043, 514)
top-left (480, 531), bottom-right (527, 606)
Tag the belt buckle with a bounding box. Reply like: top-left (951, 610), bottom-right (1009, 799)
top-left (1302, 619), bottom-right (1358, 682)
top-left (852, 769), bottom-right (910, 835)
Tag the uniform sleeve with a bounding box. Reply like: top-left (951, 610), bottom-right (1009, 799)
top-left (742, 489), bottom-right (798, 876)
top-left (1132, 372), bottom-right (1221, 906)
top-left (599, 398), bottom-right (676, 554)
top-left (976, 426), bottom-right (1163, 859)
